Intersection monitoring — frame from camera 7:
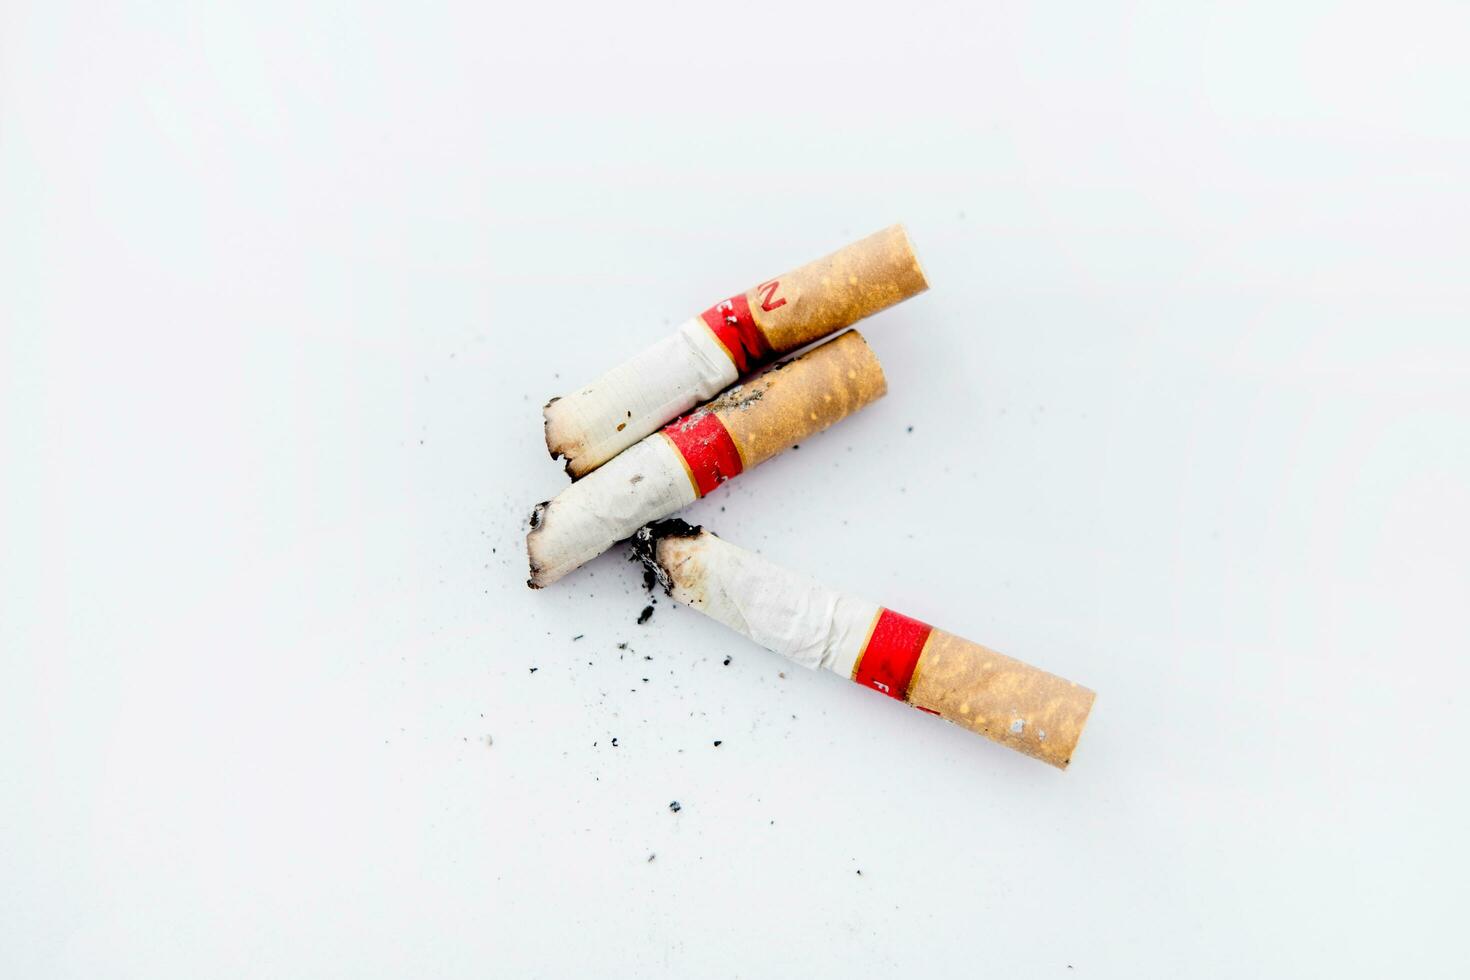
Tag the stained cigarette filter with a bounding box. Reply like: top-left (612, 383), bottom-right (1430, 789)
top-left (527, 331), bottom-right (887, 588)
top-left (544, 225), bottom-right (926, 478)
top-left (633, 521), bottom-right (1096, 769)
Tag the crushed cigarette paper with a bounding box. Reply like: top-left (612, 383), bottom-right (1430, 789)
top-left (632, 521), bottom-right (1096, 769)
top-left (527, 331), bottom-right (886, 588)
top-left (544, 225), bottom-right (926, 479)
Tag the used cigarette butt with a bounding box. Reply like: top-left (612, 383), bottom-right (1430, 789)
top-left (527, 331), bottom-right (887, 588)
top-left (544, 225), bottom-right (926, 479)
top-left (632, 522), bottom-right (1096, 769)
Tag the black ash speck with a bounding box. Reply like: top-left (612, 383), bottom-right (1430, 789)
top-left (722, 656), bottom-right (731, 666)
top-left (713, 740), bottom-right (722, 747)
top-left (529, 667), bottom-right (538, 673)
top-left (637, 605), bottom-right (654, 625)
top-left (611, 737), bottom-right (619, 747)
top-left (572, 634), bottom-right (584, 641)
top-left (668, 801), bottom-right (681, 813)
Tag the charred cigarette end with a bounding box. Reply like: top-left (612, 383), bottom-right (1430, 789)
top-left (525, 502), bottom-right (550, 588)
top-left (543, 399), bottom-right (587, 479)
top-left (631, 519), bottom-right (705, 596)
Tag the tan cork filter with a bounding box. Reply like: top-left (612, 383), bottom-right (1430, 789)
top-left (710, 331), bottom-right (886, 469)
top-left (749, 224), bottom-right (928, 354)
top-left (906, 631), bottom-right (1096, 769)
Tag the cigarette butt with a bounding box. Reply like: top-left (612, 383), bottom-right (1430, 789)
top-left (527, 332), bottom-right (887, 588)
top-left (544, 225), bottom-right (925, 479)
top-left (632, 522), bottom-right (1095, 769)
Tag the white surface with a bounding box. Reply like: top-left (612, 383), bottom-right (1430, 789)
top-left (2, 2), bottom-right (1468, 977)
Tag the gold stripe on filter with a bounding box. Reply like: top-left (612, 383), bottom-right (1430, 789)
top-left (748, 225), bottom-right (928, 354)
top-left (906, 631), bottom-right (1095, 769)
top-left (712, 330), bottom-right (886, 470)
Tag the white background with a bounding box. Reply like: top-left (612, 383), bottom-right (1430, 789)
top-left (3, 2), bottom-right (1468, 977)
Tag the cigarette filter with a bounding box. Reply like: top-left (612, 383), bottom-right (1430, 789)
top-left (544, 225), bottom-right (926, 479)
top-left (633, 522), bottom-right (1096, 769)
top-left (527, 330), bottom-right (887, 588)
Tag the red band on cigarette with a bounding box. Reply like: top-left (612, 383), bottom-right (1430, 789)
top-left (700, 293), bottom-right (770, 374)
top-left (853, 609), bottom-right (932, 701)
top-left (662, 411), bottom-right (744, 497)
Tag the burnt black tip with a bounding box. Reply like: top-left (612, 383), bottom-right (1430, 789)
top-left (630, 519), bottom-right (705, 596)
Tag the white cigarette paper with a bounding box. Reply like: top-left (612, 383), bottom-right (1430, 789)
top-left (633, 522), bottom-right (1096, 769)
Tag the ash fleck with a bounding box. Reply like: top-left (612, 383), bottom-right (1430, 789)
top-left (722, 656), bottom-right (731, 666)
top-left (713, 740), bottom-right (722, 747)
top-left (668, 800), bottom-right (681, 813)
top-left (647, 853), bottom-right (656, 862)
top-left (637, 605), bottom-right (654, 625)
top-left (611, 737), bottom-right (619, 747)
top-left (572, 634), bottom-right (584, 641)
top-left (906, 425), bottom-right (914, 433)
top-left (529, 667), bottom-right (538, 673)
